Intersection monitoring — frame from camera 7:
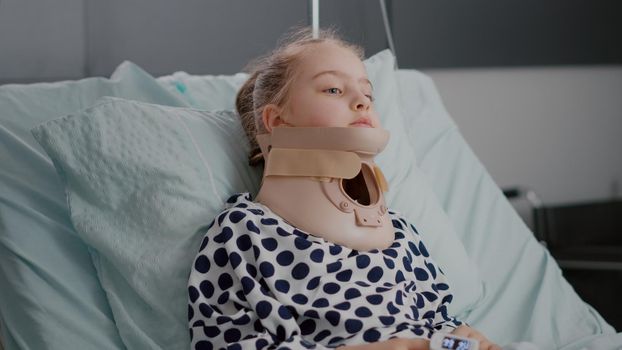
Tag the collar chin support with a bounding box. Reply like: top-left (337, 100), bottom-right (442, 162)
top-left (255, 127), bottom-right (394, 251)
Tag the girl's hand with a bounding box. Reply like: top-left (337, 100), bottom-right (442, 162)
top-left (338, 337), bottom-right (430, 350)
top-left (451, 325), bottom-right (502, 350)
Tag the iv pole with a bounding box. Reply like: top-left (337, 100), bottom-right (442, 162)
top-left (308, 0), bottom-right (397, 68)
top-left (309, 0), bottom-right (319, 39)
top-left (379, 0), bottom-right (398, 68)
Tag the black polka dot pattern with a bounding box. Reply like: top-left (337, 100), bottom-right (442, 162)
top-left (188, 193), bottom-right (461, 349)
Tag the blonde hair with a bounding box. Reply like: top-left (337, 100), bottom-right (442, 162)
top-left (235, 26), bottom-right (364, 166)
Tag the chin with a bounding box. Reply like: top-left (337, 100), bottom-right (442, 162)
top-left (349, 123), bottom-right (374, 128)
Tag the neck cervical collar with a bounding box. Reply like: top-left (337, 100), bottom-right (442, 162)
top-left (255, 127), bottom-right (394, 251)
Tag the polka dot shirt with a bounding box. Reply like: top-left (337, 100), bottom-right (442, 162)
top-left (188, 193), bottom-right (462, 350)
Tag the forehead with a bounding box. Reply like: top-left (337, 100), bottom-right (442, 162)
top-left (295, 42), bottom-right (367, 79)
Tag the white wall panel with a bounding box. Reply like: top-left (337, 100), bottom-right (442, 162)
top-left (426, 65), bottom-right (622, 205)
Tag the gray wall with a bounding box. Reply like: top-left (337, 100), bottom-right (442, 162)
top-left (425, 66), bottom-right (622, 206)
top-left (85, 0), bottom-right (308, 77)
top-left (0, 0), bottom-right (85, 81)
top-left (3, 0), bottom-right (619, 82)
top-left (1, 0), bottom-right (620, 207)
top-left (0, 0), bottom-right (388, 82)
top-left (392, 0), bottom-right (622, 68)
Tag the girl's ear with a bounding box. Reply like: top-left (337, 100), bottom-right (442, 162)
top-left (261, 104), bottom-right (286, 133)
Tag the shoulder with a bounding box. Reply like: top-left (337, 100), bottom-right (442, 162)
top-left (224, 192), bottom-right (253, 207)
top-left (195, 193), bottom-right (269, 254)
top-left (387, 209), bottom-right (421, 236)
top-left (209, 192), bottom-right (279, 233)
top-left (222, 192), bottom-right (264, 214)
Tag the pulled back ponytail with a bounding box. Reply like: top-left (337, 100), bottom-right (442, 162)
top-left (235, 70), bottom-right (262, 166)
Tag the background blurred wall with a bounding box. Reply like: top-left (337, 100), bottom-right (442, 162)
top-left (426, 66), bottom-right (622, 205)
top-left (0, 0), bottom-right (620, 206)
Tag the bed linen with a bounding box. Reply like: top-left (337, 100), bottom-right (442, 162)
top-left (0, 51), bottom-right (619, 350)
top-left (0, 62), bottom-right (187, 349)
top-left (25, 50), bottom-right (481, 349)
top-left (396, 70), bottom-right (621, 349)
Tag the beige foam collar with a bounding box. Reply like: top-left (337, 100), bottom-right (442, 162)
top-left (264, 148), bottom-right (361, 179)
top-left (257, 127), bottom-right (390, 191)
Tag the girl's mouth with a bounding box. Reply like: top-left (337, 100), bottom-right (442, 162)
top-left (350, 118), bottom-right (373, 128)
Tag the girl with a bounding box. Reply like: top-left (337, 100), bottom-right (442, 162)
top-left (187, 27), bottom-right (500, 350)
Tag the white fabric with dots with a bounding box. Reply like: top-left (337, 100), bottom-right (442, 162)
top-left (188, 193), bottom-right (461, 349)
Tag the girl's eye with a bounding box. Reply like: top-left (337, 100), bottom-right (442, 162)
top-left (325, 87), bottom-right (342, 95)
top-left (365, 94), bottom-right (375, 102)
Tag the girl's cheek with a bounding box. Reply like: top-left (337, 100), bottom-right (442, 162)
top-left (308, 114), bottom-right (335, 127)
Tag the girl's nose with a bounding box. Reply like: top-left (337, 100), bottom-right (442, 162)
top-left (352, 94), bottom-right (370, 111)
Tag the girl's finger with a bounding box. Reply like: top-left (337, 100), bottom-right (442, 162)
top-left (450, 325), bottom-right (471, 337)
top-left (405, 337), bottom-right (430, 350)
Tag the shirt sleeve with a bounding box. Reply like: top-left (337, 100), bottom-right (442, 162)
top-left (400, 215), bottom-right (463, 332)
top-left (187, 209), bottom-right (334, 350)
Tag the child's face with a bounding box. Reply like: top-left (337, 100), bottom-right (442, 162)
top-left (262, 42), bottom-right (381, 131)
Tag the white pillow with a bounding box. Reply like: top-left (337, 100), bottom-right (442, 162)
top-left (364, 50), bottom-right (485, 317)
top-left (32, 98), bottom-right (262, 349)
top-left (157, 71), bottom-right (248, 110)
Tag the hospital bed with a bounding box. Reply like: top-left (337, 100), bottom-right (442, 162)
top-left (0, 49), bottom-right (621, 350)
